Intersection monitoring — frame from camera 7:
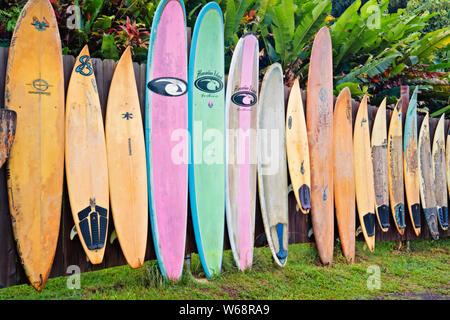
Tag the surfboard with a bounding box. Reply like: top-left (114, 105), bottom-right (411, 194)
top-left (432, 114), bottom-right (448, 230)
top-left (418, 113), bottom-right (440, 240)
top-left (333, 87), bottom-right (355, 263)
top-left (286, 79), bottom-right (311, 215)
top-left (145, 0), bottom-right (188, 280)
top-left (306, 26), bottom-right (334, 265)
top-left (188, 2), bottom-right (225, 278)
top-left (257, 63), bottom-right (289, 267)
top-left (225, 33), bottom-right (259, 271)
top-left (371, 98), bottom-right (390, 231)
top-left (66, 45), bottom-right (109, 264)
top-left (387, 99), bottom-right (406, 234)
top-left (353, 94), bottom-right (375, 252)
top-left (446, 126), bottom-right (450, 228)
top-left (5, 0), bottom-right (64, 291)
top-left (105, 47), bottom-right (148, 269)
top-left (403, 87), bottom-right (421, 236)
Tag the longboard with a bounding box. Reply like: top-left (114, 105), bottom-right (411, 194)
top-left (66, 45), bottom-right (109, 264)
top-left (5, 0), bottom-right (64, 291)
top-left (145, 0), bottom-right (188, 280)
top-left (106, 47), bottom-right (148, 268)
top-left (432, 114), bottom-right (448, 230)
top-left (353, 94), bottom-right (375, 252)
top-left (188, 2), bottom-right (225, 278)
top-left (332, 87), bottom-right (355, 263)
top-left (418, 113), bottom-right (440, 240)
top-left (403, 87), bottom-right (421, 235)
top-left (371, 98), bottom-right (390, 231)
top-left (225, 33), bottom-right (259, 271)
top-left (286, 79), bottom-right (311, 214)
top-left (446, 126), bottom-right (450, 228)
top-left (257, 63), bottom-right (289, 267)
top-left (388, 99), bottom-right (406, 234)
top-left (306, 26), bottom-right (334, 265)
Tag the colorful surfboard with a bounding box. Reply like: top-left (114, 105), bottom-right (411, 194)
top-left (225, 33), bottom-right (259, 271)
top-left (432, 114), bottom-right (448, 230)
top-left (5, 0), bottom-right (64, 291)
top-left (306, 26), bottom-right (334, 265)
top-left (418, 113), bottom-right (439, 240)
top-left (188, 2), bottom-right (225, 278)
top-left (403, 87), bottom-right (421, 236)
top-left (353, 95), bottom-right (375, 252)
top-left (106, 47), bottom-right (148, 268)
top-left (145, 0), bottom-right (188, 280)
top-left (286, 79), bottom-right (311, 215)
top-left (66, 45), bottom-right (109, 264)
top-left (333, 87), bottom-right (355, 263)
top-left (371, 98), bottom-right (390, 231)
top-left (257, 63), bottom-right (289, 267)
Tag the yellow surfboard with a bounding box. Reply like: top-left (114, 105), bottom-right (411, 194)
top-left (4, 0), bottom-right (64, 291)
top-left (65, 45), bottom-right (109, 264)
top-left (106, 47), bottom-right (148, 268)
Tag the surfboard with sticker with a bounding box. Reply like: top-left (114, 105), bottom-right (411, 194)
top-left (257, 63), bottom-right (289, 267)
top-left (286, 79), bottom-right (311, 215)
top-left (306, 26), bottom-right (334, 265)
top-left (225, 33), bottom-right (259, 271)
top-left (431, 114), bottom-right (448, 230)
top-left (145, 0), bottom-right (188, 280)
top-left (353, 95), bottom-right (375, 252)
top-left (4, 0), bottom-right (64, 291)
top-left (66, 45), bottom-right (109, 264)
top-left (403, 87), bottom-right (421, 236)
top-left (371, 98), bottom-right (390, 232)
top-left (418, 113), bottom-right (440, 240)
top-left (333, 87), bottom-right (355, 263)
top-left (105, 47), bottom-right (148, 269)
top-left (188, 2), bottom-right (225, 278)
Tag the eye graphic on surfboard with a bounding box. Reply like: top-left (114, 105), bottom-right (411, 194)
top-left (231, 91), bottom-right (257, 107)
top-left (194, 76), bottom-right (223, 93)
top-left (147, 77), bottom-right (187, 97)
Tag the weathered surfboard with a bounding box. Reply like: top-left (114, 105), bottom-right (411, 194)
top-left (306, 26), bottom-right (334, 265)
top-left (353, 94), bottom-right (375, 252)
top-left (257, 63), bottom-right (289, 267)
top-left (145, 0), bottom-right (188, 280)
top-left (106, 47), bottom-right (148, 269)
top-left (418, 113), bottom-right (440, 240)
top-left (188, 2), bottom-right (225, 278)
top-left (286, 79), bottom-right (311, 215)
top-left (5, 0), bottom-right (64, 291)
top-left (66, 45), bottom-right (109, 264)
top-left (388, 99), bottom-right (406, 234)
top-left (371, 98), bottom-right (390, 231)
top-left (333, 87), bottom-right (355, 263)
top-left (225, 33), bottom-right (259, 271)
top-left (403, 87), bottom-right (421, 236)
top-left (446, 126), bottom-right (450, 227)
top-left (432, 114), bottom-right (448, 230)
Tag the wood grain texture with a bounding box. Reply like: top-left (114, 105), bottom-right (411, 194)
top-left (306, 27), bottom-right (334, 265)
top-left (5, 0), bottom-right (64, 291)
top-left (333, 87), bottom-right (355, 263)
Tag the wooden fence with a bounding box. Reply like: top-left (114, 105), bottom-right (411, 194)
top-left (0, 45), bottom-right (448, 289)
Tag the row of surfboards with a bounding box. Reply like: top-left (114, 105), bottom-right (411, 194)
top-left (3, 0), bottom-right (447, 292)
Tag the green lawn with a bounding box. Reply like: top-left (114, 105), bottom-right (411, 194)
top-left (0, 239), bottom-right (448, 300)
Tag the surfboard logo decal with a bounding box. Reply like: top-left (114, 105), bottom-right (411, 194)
top-left (147, 77), bottom-right (187, 97)
top-left (75, 56), bottom-right (94, 77)
top-left (231, 91), bottom-right (257, 107)
top-left (31, 17), bottom-right (49, 31)
top-left (194, 76), bottom-right (223, 93)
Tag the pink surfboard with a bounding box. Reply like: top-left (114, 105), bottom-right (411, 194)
top-left (145, 0), bottom-right (188, 281)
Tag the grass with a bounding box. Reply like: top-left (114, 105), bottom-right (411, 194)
top-left (0, 239), bottom-right (448, 300)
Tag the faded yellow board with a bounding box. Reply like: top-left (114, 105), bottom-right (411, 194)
top-left (4, 0), bottom-right (64, 291)
top-left (353, 95), bottom-right (375, 252)
top-left (106, 47), bottom-right (148, 268)
top-left (65, 45), bottom-right (109, 264)
top-left (371, 98), bottom-right (389, 232)
top-left (286, 78), bottom-right (311, 214)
